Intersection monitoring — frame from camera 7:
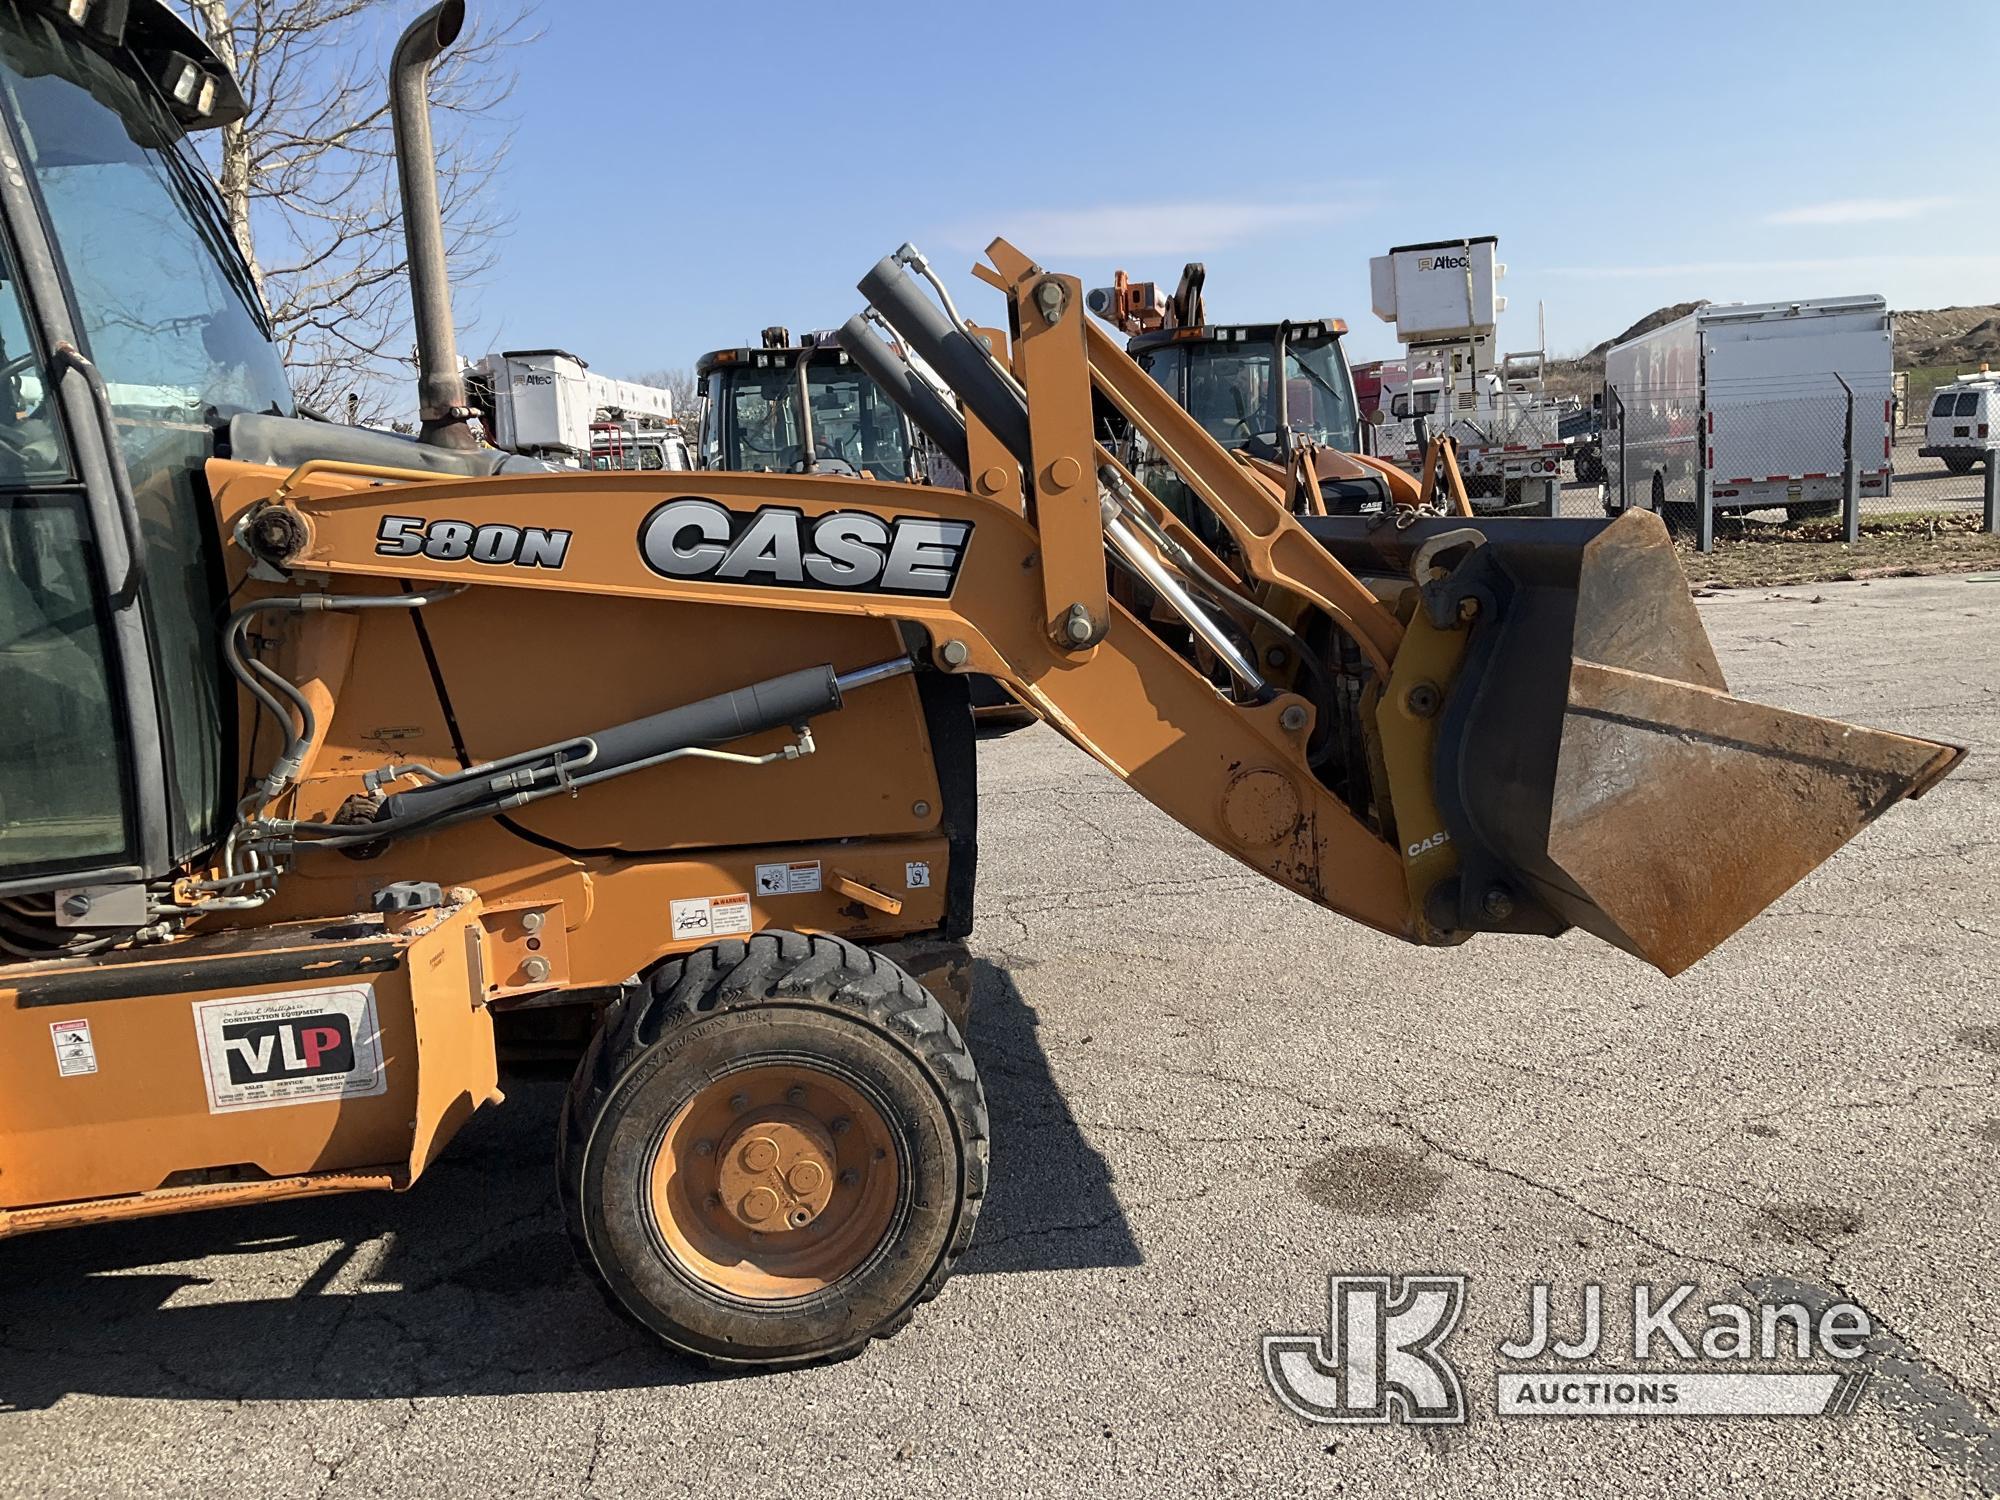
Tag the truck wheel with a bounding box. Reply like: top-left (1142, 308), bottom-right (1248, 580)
top-left (560, 932), bottom-right (988, 1367)
top-left (1945, 455), bottom-right (1976, 476)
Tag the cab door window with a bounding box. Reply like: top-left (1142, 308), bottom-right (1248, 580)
top-left (0, 236), bottom-right (128, 879)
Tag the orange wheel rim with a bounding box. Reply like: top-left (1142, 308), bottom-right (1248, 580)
top-left (648, 1063), bottom-right (900, 1300)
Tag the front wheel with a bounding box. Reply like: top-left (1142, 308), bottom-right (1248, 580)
top-left (560, 932), bottom-right (988, 1367)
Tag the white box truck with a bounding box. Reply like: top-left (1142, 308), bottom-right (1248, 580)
top-left (1603, 296), bottom-right (1893, 524)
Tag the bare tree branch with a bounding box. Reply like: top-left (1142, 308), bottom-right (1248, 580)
top-left (185, 0), bottom-right (536, 417)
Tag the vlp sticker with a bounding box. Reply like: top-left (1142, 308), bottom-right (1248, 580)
top-left (192, 985), bottom-right (387, 1114)
top-left (638, 499), bottom-right (971, 597)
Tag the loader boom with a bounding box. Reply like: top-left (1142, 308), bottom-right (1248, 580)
top-left (223, 237), bottom-right (1960, 974)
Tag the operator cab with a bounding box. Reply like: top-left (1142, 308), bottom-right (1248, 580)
top-left (0, 0), bottom-right (294, 905)
top-left (1128, 320), bottom-right (1362, 461)
top-left (695, 333), bottom-right (925, 482)
top-left (1126, 321), bottom-right (1387, 521)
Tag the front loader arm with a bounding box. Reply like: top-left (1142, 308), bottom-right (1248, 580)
top-left (217, 236), bottom-right (1962, 975)
top-left (209, 460), bottom-right (1418, 939)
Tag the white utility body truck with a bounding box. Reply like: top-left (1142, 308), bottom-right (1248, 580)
top-left (467, 349), bottom-right (691, 471)
top-left (1603, 295), bottom-right (1892, 523)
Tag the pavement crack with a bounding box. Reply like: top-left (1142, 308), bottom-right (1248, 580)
top-left (1383, 1114), bottom-right (1749, 1280)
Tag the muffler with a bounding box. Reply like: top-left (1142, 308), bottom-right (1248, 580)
top-left (1307, 509), bottom-right (1964, 975)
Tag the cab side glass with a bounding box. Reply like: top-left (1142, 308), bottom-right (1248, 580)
top-left (0, 240), bottom-right (128, 878)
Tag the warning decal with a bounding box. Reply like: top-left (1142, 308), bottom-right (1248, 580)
top-left (754, 860), bottom-right (822, 896)
top-left (670, 893), bottom-right (754, 940)
top-left (192, 985), bottom-right (387, 1114)
top-left (50, 1018), bottom-right (97, 1078)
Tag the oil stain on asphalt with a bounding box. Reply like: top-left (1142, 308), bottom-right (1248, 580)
top-left (1299, 1146), bottom-right (1445, 1218)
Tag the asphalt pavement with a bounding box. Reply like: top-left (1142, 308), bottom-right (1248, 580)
top-left (2, 574), bottom-right (1995, 1498)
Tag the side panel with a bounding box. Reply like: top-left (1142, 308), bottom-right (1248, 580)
top-left (0, 904), bottom-right (496, 1216)
top-left (1705, 316), bottom-right (1893, 486)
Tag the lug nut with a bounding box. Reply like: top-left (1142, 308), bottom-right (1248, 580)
top-left (830, 1116), bottom-right (851, 1136)
top-left (729, 1092), bottom-right (749, 1113)
top-left (839, 1168), bottom-right (860, 1187)
top-left (704, 1192), bottom-right (721, 1209)
top-left (786, 1085), bottom-right (806, 1105)
top-left (693, 1138), bottom-right (714, 1157)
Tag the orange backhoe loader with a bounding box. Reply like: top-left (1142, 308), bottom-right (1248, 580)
top-left (0, 0), bottom-right (1964, 1368)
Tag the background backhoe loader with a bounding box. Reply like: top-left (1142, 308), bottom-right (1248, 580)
top-left (0, 0), bottom-right (1964, 1369)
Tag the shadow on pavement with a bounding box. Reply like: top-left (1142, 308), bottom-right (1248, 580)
top-left (0, 956), bottom-right (1135, 1408)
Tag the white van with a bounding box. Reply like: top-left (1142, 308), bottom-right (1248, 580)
top-left (1920, 373), bottom-right (1999, 474)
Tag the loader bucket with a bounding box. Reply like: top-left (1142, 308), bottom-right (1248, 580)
top-left (1305, 510), bottom-right (1964, 975)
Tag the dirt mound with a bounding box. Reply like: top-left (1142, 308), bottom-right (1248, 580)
top-left (1546, 300), bottom-right (1710, 398)
top-left (1894, 304), bottom-right (2000, 367)
top-left (1589, 300), bottom-right (1710, 359)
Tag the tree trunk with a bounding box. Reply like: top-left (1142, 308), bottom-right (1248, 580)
top-left (189, 0), bottom-right (267, 306)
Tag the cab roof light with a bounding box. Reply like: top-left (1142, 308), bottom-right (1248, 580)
top-left (49, 0), bottom-right (128, 43)
top-left (162, 53), bottom-right (201, 105)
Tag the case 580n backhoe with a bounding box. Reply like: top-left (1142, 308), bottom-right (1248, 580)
top-left (0, 0), bottom-right (1964, 1367)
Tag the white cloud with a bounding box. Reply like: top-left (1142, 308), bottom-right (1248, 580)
top-left (1765, 196), bottom-right (1954, 226)
top-left (939, 198), bottom-right (1366, 258)
top-left (1545, 253), bottom-right (2000, 280)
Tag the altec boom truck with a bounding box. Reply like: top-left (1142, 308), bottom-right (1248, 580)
top-left (1369, 237), bottom-right (1565, 513)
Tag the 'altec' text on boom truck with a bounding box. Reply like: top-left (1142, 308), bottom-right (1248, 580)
top-left (0, 0), bottom-right (1964, 1367)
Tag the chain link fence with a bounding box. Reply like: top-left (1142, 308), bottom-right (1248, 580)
top-left (1554, 377), bottom-right (1999, 550)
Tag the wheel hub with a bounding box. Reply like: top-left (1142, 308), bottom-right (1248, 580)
top-left (714, 1108), bottom-right (836, 1231)
top-left (649, 1063), bottom-right (899, 1299)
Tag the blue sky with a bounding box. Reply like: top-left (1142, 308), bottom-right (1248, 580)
top-left (455, 0), bottom-right (2000, 375)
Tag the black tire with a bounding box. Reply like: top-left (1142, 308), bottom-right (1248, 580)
top-left (560, 931), bottom-right (988, 1367)
top-left (1945, 455), bottom-right (1977, 476)
top-left (1785, 501), bottom-right (1839, 523)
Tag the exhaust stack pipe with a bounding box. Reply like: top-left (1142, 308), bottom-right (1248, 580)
top-left (390, 0), bottom-right (475, 449)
